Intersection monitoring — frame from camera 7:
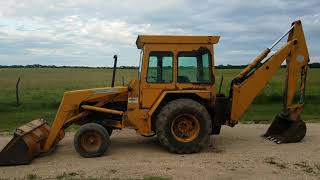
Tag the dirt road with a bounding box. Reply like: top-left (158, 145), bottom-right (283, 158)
top-left (0, 124), bottom-right (319, 180)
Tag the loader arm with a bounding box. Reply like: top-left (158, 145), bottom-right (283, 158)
top-left (227, 20), bottom-right (309, 126)
top-left (43, 87), bottom-right (128, 152)
top-left (0, 87), bottom-right (128, 165)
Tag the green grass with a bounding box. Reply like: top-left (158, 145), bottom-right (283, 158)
top-left (0, 68), bottom-right (319, 131)
top-left (143, 176), bottom-right (171, 180)
top-left (0, 68), bottom-right (137, 131)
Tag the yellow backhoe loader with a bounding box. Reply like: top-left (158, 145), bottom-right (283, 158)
top-left (0, 20), bottom-right (309, 165)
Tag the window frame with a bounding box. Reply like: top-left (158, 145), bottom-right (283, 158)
top-left (146, 51), bottom-right (174, 84)
top-left (177, 48), bottom-right (214, 84)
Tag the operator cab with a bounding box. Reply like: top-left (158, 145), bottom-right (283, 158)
top-left (135, 35), bottom-right (220, 108)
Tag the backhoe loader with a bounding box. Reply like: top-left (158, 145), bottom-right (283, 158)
top-left (0, 20), bottom-right (309, 165)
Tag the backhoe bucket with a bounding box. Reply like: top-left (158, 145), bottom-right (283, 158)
top-left (263, 113), bottom-right (306, 144)
top-left (0, 119), bottom-right (50, 166)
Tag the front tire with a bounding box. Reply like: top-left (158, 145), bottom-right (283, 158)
top-left (156, 99), bottom-right (212, 153)
top-left (74, 123), bottom-right (110, 158)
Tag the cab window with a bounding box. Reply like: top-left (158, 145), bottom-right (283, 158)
top-left (147, 51), bottom-right (173, 83)
top-left (177, 49), bottom-right (212, 83)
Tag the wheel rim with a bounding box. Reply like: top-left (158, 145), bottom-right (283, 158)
top-left (80, 131), bottom-right (102, 152)
top-left (171, 114), bottom-right (200, 142)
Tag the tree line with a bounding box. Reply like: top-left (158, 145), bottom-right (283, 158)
top-left (0, 63), bottom-right (320, 69)
top-left (0, 64), bottom-right (138, 69)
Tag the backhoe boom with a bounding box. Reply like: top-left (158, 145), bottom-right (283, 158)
top-left (228, 20), bottom-right (309, 125)
top-left (224, 20), bottom-right (309, 144)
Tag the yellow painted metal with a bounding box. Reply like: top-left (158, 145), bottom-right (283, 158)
top-left (136, 35), bottom-right (220, 49)
top-left (126, 40), bottom-right (217, 135)
top-left (285, 21), bottom-right (309, 112)
top-left (230, 40), bottom-right (295, 124)
top-left (127, 38), bottom-right (217, 135)
top-left (124, 109), bottom-right (150, 135)
top-left (43, 87), bottom-right (128, 152)
top-left (171, 114), bottom-right (200, 143)
top-left (81, 105), bottom-right (124, 115)
top-left (139, 43), bottom-right (215, 109)
top-left (139, 44), bottom-right (176, 108)
top-left (64, 111), bottom-right (89, 125)
top-left (235, 48), bottom-right (271, 80)
top-left (148, 90), bottom-right (213, 118)
top-left (229, 20), bottom-right (309, 125)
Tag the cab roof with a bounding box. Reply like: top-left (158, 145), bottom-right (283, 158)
top-left (136, 35), bottom-right (220, 49)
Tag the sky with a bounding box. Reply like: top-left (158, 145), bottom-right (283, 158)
top-left (0, 0), bottom-right (319, 67)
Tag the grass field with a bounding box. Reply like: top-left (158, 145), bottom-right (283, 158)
top-left (0, 68), bottom-right (319, 131)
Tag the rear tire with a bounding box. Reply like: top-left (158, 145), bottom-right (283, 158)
top-left (156, 99), bottom-right (212, 153)
top-left (74, 123), bottom-right (110, 158)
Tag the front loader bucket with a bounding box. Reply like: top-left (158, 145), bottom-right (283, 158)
top-left (263, 113), bottom-right (306, 144)
top-left (0, 119), bottom-right (50, 166)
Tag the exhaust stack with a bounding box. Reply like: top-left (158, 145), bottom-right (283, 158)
top-left (111, 55), bottom-right (118, 87)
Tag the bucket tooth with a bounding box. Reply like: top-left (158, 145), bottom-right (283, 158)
top-left (263, 113), bottom-right (306, 144)
top-left (0, 119), bottom-right (50, 166)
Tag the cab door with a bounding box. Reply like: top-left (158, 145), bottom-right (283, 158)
top-left (140, 44), bottom-right (176, 109)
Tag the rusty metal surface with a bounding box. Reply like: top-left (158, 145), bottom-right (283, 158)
top-left (81, 105), bottom-right (124, 115)
top-left (0, 136), bottom-right (32, 165)
top-left (102, 119), bottom-right (123, 129)
top-left (263, 113), bottom-right (306, 144)
top-left (0, 119), bottom-right (50, 166)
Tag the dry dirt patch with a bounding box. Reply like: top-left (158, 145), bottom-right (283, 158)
top-left (0, 124), bottom-right (319, 180)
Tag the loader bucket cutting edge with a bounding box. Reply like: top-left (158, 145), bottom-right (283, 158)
top-left (0, 119), bottom-right (50, 166)
top-left (263, 113), bottom-right (306, 144)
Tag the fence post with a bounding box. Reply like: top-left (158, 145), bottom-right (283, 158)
top-left (16, 77), bottom-right (21, 106)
